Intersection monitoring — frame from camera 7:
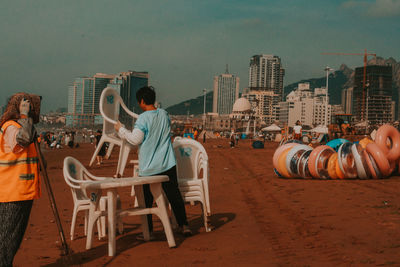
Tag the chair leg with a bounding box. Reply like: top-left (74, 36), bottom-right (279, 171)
top-left (130, 186), bottom-right (135, 197)
top-left (151, 183), bottom-right (176, 248)
top-left (201, 203), bottom-right (211, 232)
top-left (105, 143), bottom-right (114, 159)
top-left (86, 190), bottom-right (100, 250)
top-left (116, 144), bottom-right (125, 176)
top-left (99, 198), bottom-right (107, 239)
top-left (86, 209), bottom-right (96, 250)
top-left (162, 191), bottom-right (177, 229)
top-left (169, 201), bottom-right (178, 230)
top-left (70, 206), bottom-right (78, 240)
top-left (116, 195), bottom-right (124, 234)
top-left (135, 186), bottom-right (151, 241)
top-left (117, 144), bottom-right (131, 176)
top-left (96, 219), bottom-right (102, 240)
top-left (107, 189), bottom-right (117, 256)
top-left (89, 138), bottom-right (105, 166)
top-left (84, 210), bottom-right (88, 236)
top-left (130, 187), bottom-right (139, 208)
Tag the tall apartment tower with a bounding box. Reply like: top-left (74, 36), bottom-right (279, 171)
top-left (341, 87), bottom-right (353, 114)
top-left (107, 71), bottom-right (149, 126)
top-left (248, 54), bottom-right (285, 103)
top-left (212, 67), bottom-right (240, 115)
top-left (67, 71), bottom-right (149, 127)
top-left (67, 73), bottom-right (114, 127)
top-left (353, 65), bottom-right (393, 124)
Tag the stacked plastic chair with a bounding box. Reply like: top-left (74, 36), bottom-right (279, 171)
top-left (273, 124), bottom-right (400, 179)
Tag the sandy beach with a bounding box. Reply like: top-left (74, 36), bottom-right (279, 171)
top-left (14, 138), bottom-right (400, 266)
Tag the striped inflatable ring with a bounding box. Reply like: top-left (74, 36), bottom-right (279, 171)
top-left (273, 143), bottom-right (298, 171)
top-left (337, 142), bottom-right (357, 179)
top-left (285, 144), bottom-right (312, 177)
top-left (365, 143), bottom-right (391, 177)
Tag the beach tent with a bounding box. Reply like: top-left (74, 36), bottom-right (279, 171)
top-left (261, 124), bottom-right (281, 132)
top-left (310, 125), bottom-right (328, 134)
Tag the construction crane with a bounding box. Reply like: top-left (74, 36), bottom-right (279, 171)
top-left (322, 49), bottom-right (377, 121)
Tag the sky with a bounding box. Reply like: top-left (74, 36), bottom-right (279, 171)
top-left (0, 0), bottom-right (399, 112)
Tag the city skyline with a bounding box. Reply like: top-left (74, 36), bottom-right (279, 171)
top-left (1, 0), bottom-right (399, 112)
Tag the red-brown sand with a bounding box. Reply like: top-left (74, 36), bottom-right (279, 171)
top-left (13, 139), bottom-right (400, 266)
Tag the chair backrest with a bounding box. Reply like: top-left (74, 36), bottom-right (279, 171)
top-left (63, 156), bottom-right (90, 201)
top-left (99, 87), bottom-right (139, 135)
top-left (173, 138), bottom-right (209, 182)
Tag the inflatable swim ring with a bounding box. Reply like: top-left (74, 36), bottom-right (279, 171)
top-left (375, 124), bottom-right (400, 162)
top-left (285, 145), bottom-right (312, 177)
top-left (337, 142), bottom-right (357, 179)
top-left (327, 138), bottom-right (349, 152)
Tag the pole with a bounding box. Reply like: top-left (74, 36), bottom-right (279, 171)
top-left (324, 66), bottom-right (333, 128)
top-left (366, 89), bottom-right (369, 134)
top-left (365, 78), bottom-right (369, 134)
top-left (203, 88), bottom-right (207, 130)
top-left (34, 138), bottom-right (70, 256)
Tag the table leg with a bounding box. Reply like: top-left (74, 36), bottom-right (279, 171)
top-left (150, 183), bottom-right (176, 248)
top-left (107, 189), bottom-right (117, 256)
top-left (134, 185), bottom-right (150, 241)
top-left (86, 189), bottom-right (101, 250)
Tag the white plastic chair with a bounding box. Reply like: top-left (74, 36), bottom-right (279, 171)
top-left (89, 87), bottom-right (139, 176)
top-left (173, 138), bottom-right (212, 232)
top-left (63, 156), bottom-right (123, 240)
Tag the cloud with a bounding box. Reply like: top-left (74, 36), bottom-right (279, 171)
top-left (342, 0), bottom-right (400, 17)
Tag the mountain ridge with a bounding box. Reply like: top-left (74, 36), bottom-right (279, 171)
top-left (166, 57), bottom-right (400, 116)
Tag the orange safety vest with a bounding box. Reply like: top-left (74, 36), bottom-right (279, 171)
top-left (0, 120), bottom-right (41, 202)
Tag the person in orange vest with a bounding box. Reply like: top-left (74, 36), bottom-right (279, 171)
top-left (0, 93), bottom-right (41, 266)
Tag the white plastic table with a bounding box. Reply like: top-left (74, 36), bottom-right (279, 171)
top-left (81, 176), bottom-right (176, 256)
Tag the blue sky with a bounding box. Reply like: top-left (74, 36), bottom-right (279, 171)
top-left (1, 0), bottom-right (399, 112)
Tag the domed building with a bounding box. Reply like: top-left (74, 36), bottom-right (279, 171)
top-left (232, 97), bottom-right (251, 114)
top-left (230, 97), bottom-right (260, 135)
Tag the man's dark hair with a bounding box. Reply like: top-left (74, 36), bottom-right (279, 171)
top-left (136, 86), bottom-right (156, 105)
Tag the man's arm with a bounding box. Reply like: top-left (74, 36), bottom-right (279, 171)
top-left (114, 121), bottom-right (144, 146)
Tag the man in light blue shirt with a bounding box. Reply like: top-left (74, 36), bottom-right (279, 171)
top-left (115, 86), bottom-right (191, 236)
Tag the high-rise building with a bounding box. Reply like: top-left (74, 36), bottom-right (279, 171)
top-left (67, 71), bottom-right (149, 127)
top-left (66, 73), bottom-right (114, 127)
top-left (277, 83), bottom-right (332, 127)
top-left (212, 68), bottom-right (240, 115)
top-left (242, 89), bottom-right (276, 125)
top-left (341, 87), bottom-right (353, 114)
top-left (107, 71), bottom-right (149, 126)
top-left (353, 65), bottom-right (393, 124)
top-left (248, 54), bottom-right (285, 103)
top-left (313, 87), bottom-right (331, 126)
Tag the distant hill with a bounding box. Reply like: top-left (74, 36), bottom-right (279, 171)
top-left (166, 92), bottom-right (213, 115)
top-left (166, 57), bottom-right (400, 115)
top-left (283, 64), bottom-right (353, 105)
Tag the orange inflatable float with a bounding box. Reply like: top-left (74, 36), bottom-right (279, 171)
top-left (273, 143), bottom-right (298, 171)
top-left (327, 153), bottom-right (338, 179)
top-left (272, 124), bottom-right (400, 180)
